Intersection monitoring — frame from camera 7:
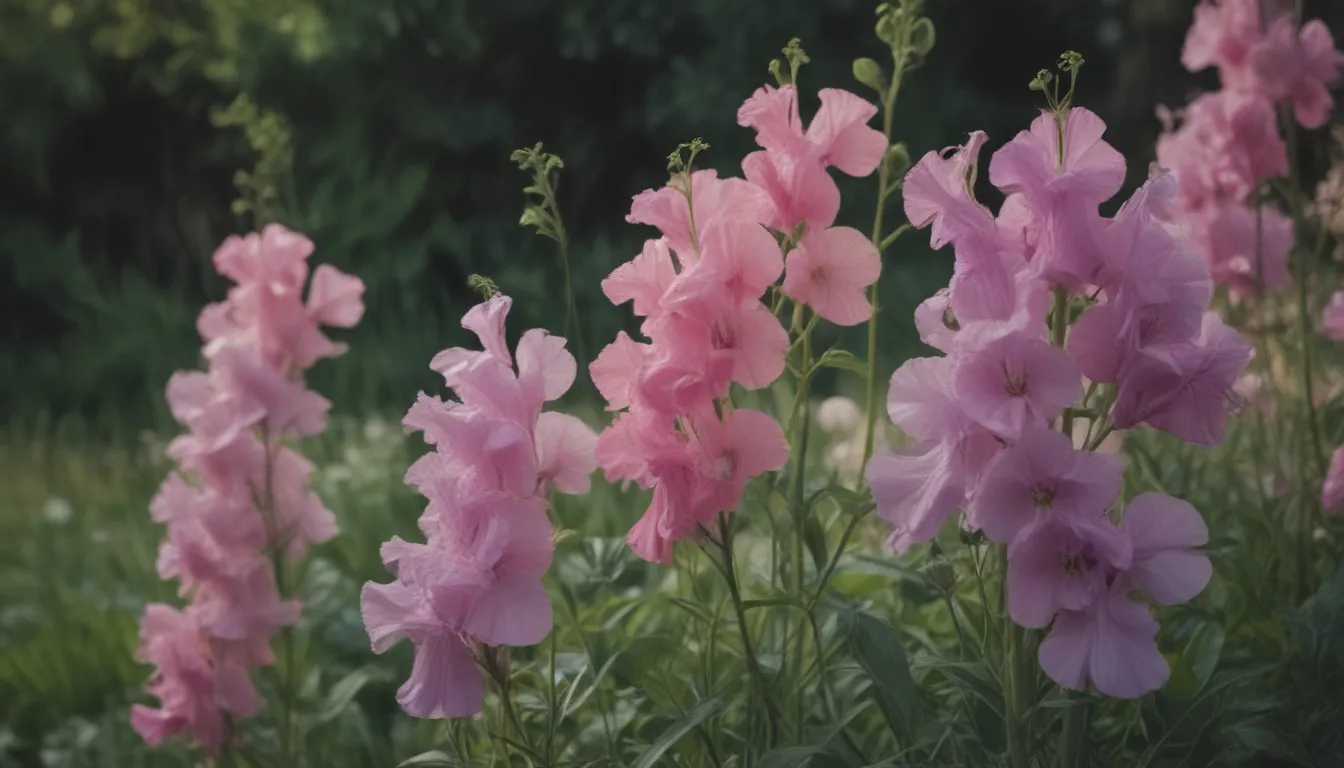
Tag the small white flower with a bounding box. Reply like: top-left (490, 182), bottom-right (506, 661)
top-left (817, 396), bottom-right (862, 435)
top-left (42, 498), bottom-right (73, 525)
top-left (363, 417), bottom-right (389, 443)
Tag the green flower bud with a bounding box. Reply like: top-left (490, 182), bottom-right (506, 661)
top-left (852, 57), bottom-right (886, 93)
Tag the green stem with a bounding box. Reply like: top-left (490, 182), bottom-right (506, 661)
top-left (1281, 103), bottom-right (1324, 478)
top-left (259, 426), bottom-right (297, 766)
top-left (547, 632), bottom-right (557, 766)
top-left (1002, 548), bottom-right (1030, 768)
top-left (860, 48), bottom-right (909, 480)
top-left (716, 514), bottom-right (781, 736)
top-left (1059, 695), bottom-right (1090, 768)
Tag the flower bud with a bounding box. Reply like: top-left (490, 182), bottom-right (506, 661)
top-left (852, 57), bottom-right (886, 93)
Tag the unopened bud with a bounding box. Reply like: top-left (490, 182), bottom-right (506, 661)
top-left (885, 143), bottom-right (911, 177)
top-left (852, 57), bottom-right (886, 93)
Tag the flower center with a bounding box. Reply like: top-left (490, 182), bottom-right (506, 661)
top-left (1061, 552), bottom-right (1090, 576)
top-left (1031, 486), bottom-right (1055, 509)
top-left (1004, 374), bottom-right (1029, 397)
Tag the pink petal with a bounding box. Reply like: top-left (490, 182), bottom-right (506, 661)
top-left (724, 409), bottom-right (790, 477)
top-left (902, 132), bottom-right (996, 249)
top-left (1037, 608), bottom-right (1093, 691)
top-left (461, 296), bottom-right (513, 365)
top-left (1131, 550), bottom-right (1213, 606)
top-left (1123, 492), bottom-right (1209, 552)
top-left (397, 634), bottom-right (485, 719)
top-left (867, 443), bottom-right (966, 552)
top-left (362, 581), bottom-right (435, 653)
top-left (737, 84), bottom-right (803, 153)
top-left (784, 226), bottom-right (880, 326)
top-left (603, 239), bottom-right (677, 316)
top-left (516, 328), bottom-right (576, 402)
top-left (535, 411), bottom-right (599, 495)
top-left (306, 264), bottom-right (366, 327)
top-left (807, 88), bottom-right (886, 176)
top-left (885, 356), bottom-right (966, 442)
top-left (590, 333), bottom-right (650, 411)
top-left (465, 574), bottom-right (553, 647)
top-left (724, 301), bottom-right (788, 389)
top-left (1086, 590), bottom-right (1169, 698)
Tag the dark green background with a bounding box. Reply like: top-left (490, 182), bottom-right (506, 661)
top-left (3, 0), bottom-right (1340, 426)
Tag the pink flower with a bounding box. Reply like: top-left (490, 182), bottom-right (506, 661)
top-left (130, 605), bottom-right (260, 755)
top-left (137, 226), bottom-right (360, 750)
top-left (1322, 291), bottom-right (1344, 341)
top-left (602, 239), bottom-right (677, 319)
top-left (663, 221), bottom-right (783, 311)
top-left (1188, 202), bottom-right (1291, 300)
top-left (988, 108), bottom-right (1125, 287)
top-left (1121, 493), bottom-right (1213, 605)
top-left (1112, 313), bottom-right (1253, 446)
top-left (953, 333), bottom-right (1082, 440)
top-left (782, 226), bottom-right (881, 325)
top-left (903, 131), bottom-right (997, 249)
top-left (1250, 17), bottom-right (1344, 129)
top-left (1323, 445), bottom-right (1344, 514)
top-left (867, 357), bottom-right (1002, 550)
top-left (738, 85), bottom-right (886, 231)
top-left (627, 170), bottom-right (770, 262)
top-left (1037, 580), bottom-right (1170, 699)
top-left (590, 332), bottom-right (653, 411)
top-left (1007, 515), bottom-right (1132, 628)
top-left (971, 428), bottom-right (1124, 545)
top-left (363, 296), bottom-right (594, 719)
top-left (1156, 91), bottom-right (1287, 210)
top-left (1182, 0), bottom-right (1275, 86)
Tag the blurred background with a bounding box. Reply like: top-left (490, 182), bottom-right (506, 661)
top-left (6, 0), bottom-right (1340, 430)
top-left (2, 1), bottom-right (1344, 764)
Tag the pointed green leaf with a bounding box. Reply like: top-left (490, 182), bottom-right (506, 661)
top-left (630, 697), bottom-right (725, 768)
top-left (845, 611), bottom-right (926, 739)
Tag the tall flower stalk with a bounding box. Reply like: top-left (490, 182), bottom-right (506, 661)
top-left (131, 225), bottom-right (365, 761)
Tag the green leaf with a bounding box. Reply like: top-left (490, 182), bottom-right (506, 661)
top-left (630, 697), bottom-right (725, 768)
top-left (816, 348), bottom-right (868, 373)
top-left (742, 595), bottom-right (806, 612)
top-left (844, 611), bottom-right (925, 740)
top-left (803, 514), bottom-right (829, 574)
top-left (917, 657), bottom-right (1003, 719)
top-left (314, 665), bottom-right (390, 725)
top-left (398, 751), bottom-right (456, 767)
top-left (757, 745), bottom-right (823, 768)
top-left (667, 596), bottom-right (714, 624)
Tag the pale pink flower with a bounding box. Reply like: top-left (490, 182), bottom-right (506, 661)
top-left (1121, 493), bottom-right (1214, 606)
top-left (1156, 91), bottom-right (1287, 211)
top-left (1007, 515), bottom-right (1133, 628)
top-left (363, 296), bottom-right (593, 719)
top-left (1182, 0), bottom-right (1277, 86)
top-left (1111, 313), bottom-right (1253, 446)
top-left (1250, 17), bottom-right (1344, 129)
top-left (988, 107), bottom-right (1125, 287)
top-left (738, 85), bottom-right (886, 231)
top-left (627, 170), bottom-right (770, 262)
top-left (130, 605), bottom-right (260, 755)
top-left (1037, 580), bottom-right (1170, 699)
top-left (602, 239), bottom-right (677, 319)
top-left (971, 428), bottom-right (1124, 545)
top-left (782, 226), bottom-right (881, 325)
top-left (953, 332), bottom-right (1081, 440)
top-left (903, 131), bottom-right (997, 249)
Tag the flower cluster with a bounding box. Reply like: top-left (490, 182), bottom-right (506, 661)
top-left (591, 82), bottom-right (885, 562)
top-left (1158, 0), bottom-right (1343, 298)
top-left (132, 225), bottom-right (365, 753)
top-left (360, 295), bottom-right (597, 719)
top-left (870, 105), bottom-right (1247, 697)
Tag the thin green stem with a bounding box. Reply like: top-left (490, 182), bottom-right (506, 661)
top-left (1282, 102), bottom-right (1324, 479)
top-left (258, 426), bottom-right (298, 766)
top-left (547, 632), bottom-right (557, 766)
top-left (1059, 695), bottom-right (1090, 768)
top-left (860, 47), bottom-right (910, 480)
top-left (1001, 547), bottom-right (1030, 768)
top-left (716, 514), bottom-right (781, 736)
